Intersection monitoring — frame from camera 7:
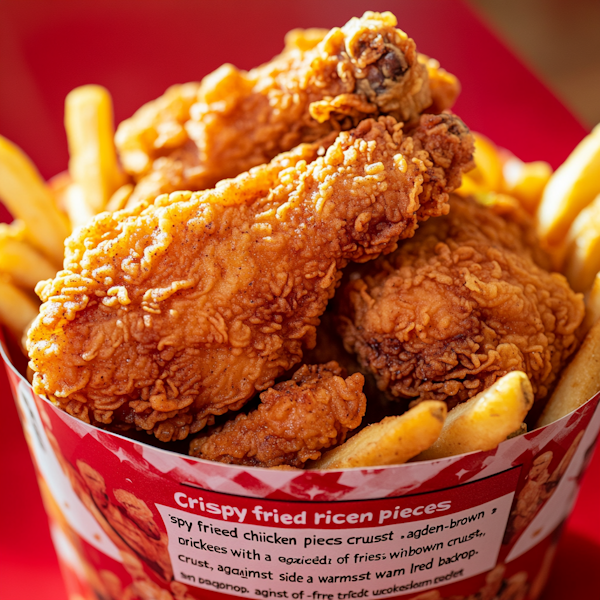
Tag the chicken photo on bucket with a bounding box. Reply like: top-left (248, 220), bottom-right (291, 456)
top-left (0, 10), bottom-right (598, 473)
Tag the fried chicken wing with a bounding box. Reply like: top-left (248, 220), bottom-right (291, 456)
top-left (27, 114), bottom-right (473, 441)
top-left (189, 362), bottom-right (366, 467)
top-left (115, 11), bottom-right (459, 206)
top-left (337, 195), bottom-right (585, 408)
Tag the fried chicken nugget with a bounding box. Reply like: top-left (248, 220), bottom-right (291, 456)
top-left (27, 114), bottom-right (473, 441)
top-left (190, 362), bottom-right (366, 467)
top-left (116, 11), bottom-right (458, 206)
top-left (338, 195), bottom-right (584, 408)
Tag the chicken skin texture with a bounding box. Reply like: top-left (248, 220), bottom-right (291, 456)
top-left (115, 11), bottom-right (459, 206)
top-left (338, 195), bottom-right (585, 408)
top-left (189, 362), bottom-right (366, 467)
top-left (27, 114), bottom-right (473, 441)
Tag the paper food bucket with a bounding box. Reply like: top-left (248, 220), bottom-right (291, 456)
top-left (3, 338), bottom-right (599, 600)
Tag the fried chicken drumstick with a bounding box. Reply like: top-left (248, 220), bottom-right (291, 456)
top-left (27, 114), bottom-right (473, 441)
top-left (190, 362), bottom-right (366, 467)
top-left (115, 11), bottom-right (459, 205)
top-left (337, 195), bottom-right (585, 408)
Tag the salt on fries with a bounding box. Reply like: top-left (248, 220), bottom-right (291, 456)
top-left (65, 85), bottom-right (126, 214)
top-left (312, 401), bottom-right (446, 469)
top-left (0, 135), bottom-right (69, 266)
top-left (538, 321), bottom-right (600, 427)
top-left (414, 372), bottom-right (533, 461)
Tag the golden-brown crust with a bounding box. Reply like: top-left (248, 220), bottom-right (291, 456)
top-left (337, 195), bottom-right (585, 407)
top-left (27, 115), bottom-right (473, 440)
top-left (189, 362), bottom-right (366, 467)
top-left (115, 12), bottom-right (446, 206)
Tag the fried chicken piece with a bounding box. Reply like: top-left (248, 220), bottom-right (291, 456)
top-left (27, 114), bottom-right (473, 441)
top-left (337, 195), bottom-right (585, 408)
top-left (473, 192), bottom-right (552, 270)
top-left (115, 11), bottom-right (459, 206)
top-left (189, 362), bottom-right (365, 467)
top-left (303, 311), bottom-right (402, 423)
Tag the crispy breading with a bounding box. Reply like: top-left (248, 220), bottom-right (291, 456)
top-left (115, 12), bottom-right (459, 206)
top-left (189, 362), bottom-right (366, 467)
top-left (338, 195), bottom-right (585, 408)
top-left (27, 114), bottom-right (473, 441)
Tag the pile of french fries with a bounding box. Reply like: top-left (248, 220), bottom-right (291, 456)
top-left (0, 86), bottom-right (130, 341)
top-left (1, 86), bottom-right (600, 469)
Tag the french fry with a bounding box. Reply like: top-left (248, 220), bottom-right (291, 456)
top-left (537, 123), bottom-right (600, 247)
top-left (472, 190), bottom-right (520, 212)
top-left (502, 157), bottom-right (552, 215)
top-left (584, 272), bottom-right (600, 332)
top-left (65, 85), bottom-right (127, 213)
top-left (564, 193), bottom-right (600, 293)
top-left (47, 171), bottom-right (72, 214)
top-left (48, 172), bottom-right (97, 231)
top-left (63, 183), bottom-right (96, 230)
top-left (0, 219), bottom-right (26, 241)
top-left (0, 224), bottom-right (56, 289)
top-left (311, 401), bottom-right (446, 469)
top-left (106, 183), bottom-right (134, 213)
top-left (0, 135), bottom-right (70, 265)
top-left (0, 276), bottom-right (39, 340)
top-left (537, 321), bottom-right (600, 427)
top-left (507, 423), bottom-right (527, 440)
top-left (455, 174), bottom-right (484, 198)
top-left (465, 133), bottom-right (504, 191)
top-left (474, 133), bottom-right (504, 190)
top-left (456, 133), bottom-right (504, 198)
top-left (414, 372), bottom-right (533, 461)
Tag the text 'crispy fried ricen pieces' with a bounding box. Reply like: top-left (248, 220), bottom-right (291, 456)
top-left (189, 362), bottom-right (366, 467)
top-left (115, 11), bottom-right (459, 206)
top-left (27, 114), bottom-right (473, 441)
top-left (338, 195), bottom-right (584, 408)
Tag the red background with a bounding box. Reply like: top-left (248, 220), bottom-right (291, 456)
top-left (0, 1), bottom-right (598, 599)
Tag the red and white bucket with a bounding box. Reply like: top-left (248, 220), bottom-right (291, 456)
top-left (3, 337), bottom-right (599, 600)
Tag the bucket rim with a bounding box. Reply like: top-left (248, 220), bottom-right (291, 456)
top-left (4, 331), bottom-right (598, 474)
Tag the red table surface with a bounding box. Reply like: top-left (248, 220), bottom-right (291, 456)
top-left (0, 1), bottom-right (597, 599)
